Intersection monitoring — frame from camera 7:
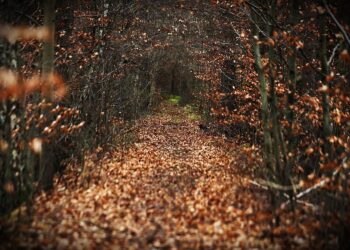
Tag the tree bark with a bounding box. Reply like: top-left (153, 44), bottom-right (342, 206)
top-left (320, 15), bottom-right (332, 139)
top-left (251, 10), bottom-right (273, 172)
top-left (284, 0), bottom-right (299, 193)
top-left (40, 0), bottom-right (56, 190)
top-left (42, 0), bottom-right (56, 76)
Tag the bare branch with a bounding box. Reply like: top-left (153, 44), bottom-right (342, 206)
top-left (323, 0), bottom-right (350, 47)
top-left (327, 43), bottom-right (340, 66)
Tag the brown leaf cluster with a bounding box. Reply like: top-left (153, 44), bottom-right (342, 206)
top-left (0, 103), bottom-right (335, 249)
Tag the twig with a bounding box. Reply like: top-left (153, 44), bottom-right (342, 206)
top-left (249, 178), bottom-right (320, 210)
top-left (259, 179), bottom-right (300, 191)
top-left (15, 11), bottom-right (40, 25)
top-left (248, 179), bottom-right (300, 192)
top-left (249, 179), bottom-right (268, 190)
top-left (220, 69), bottom-right (234, 81)
top-left (323, 0), bottom-right (350, 47)
top-left (229, 23), bottom-right (248, 54)
top-left (279, 178), bottom-right (329, 210)
top-left (296, 178), bottom-right (329, 200)
top-left (294, 200), bottom-right (319, 210)
top-left (243, 4), bottom-right (271, 40)
top-left (281, 166), bottom-right (343, 208)
top-left (298, 48), bottom-right (327, 78)
top-left (327, 43), bottom-right (340, 66)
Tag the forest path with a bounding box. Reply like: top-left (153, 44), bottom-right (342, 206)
top-left (3, 102), bottom-right (273, 249)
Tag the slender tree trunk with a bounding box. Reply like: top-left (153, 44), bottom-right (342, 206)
top-left (149, 56), bottom-right (157, 108)
top-left (267, 0), bottom-right (282, 177)
top-left (42, 0), bottom-right (56, 77)
top-left (0, 42), bottom-right (19, 213)
top-left (320, 14), bottom-right (332, 144)
top-left (285, 0), bottom-right (298, 176)
top-left (251, 10), bottom-right (273, 172)
top-left (40, 0), bottom-right (56, 190)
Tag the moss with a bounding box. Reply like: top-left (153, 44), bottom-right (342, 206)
top-left (167, 95), bottom-right (182, 105)
top-left (183, 104), bottom-right (201, 121)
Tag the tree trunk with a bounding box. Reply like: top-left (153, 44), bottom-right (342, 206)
top-left (40, 0), bottom-right (56, 190)
top-left (251, 10), bottom-right (273, 172)
top-left (268, 0), bottom-right (288, 184)
top-left (42, 0), bottom-right (56, 76)
top-left (319, 13), bottom-right (332, 165)
top-left (286, 0), bottom-right (298, 162)
top-left (0, 42), bottom-right (19, 213)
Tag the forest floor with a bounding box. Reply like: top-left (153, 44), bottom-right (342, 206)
top-left (1, 102), bottom-right (326, 249)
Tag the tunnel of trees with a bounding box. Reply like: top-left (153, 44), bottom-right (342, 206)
top-left (0, 0), bottom-right (350, 249)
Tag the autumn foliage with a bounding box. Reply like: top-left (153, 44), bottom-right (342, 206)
top-left (1, 0), bottom-right (350, 249)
